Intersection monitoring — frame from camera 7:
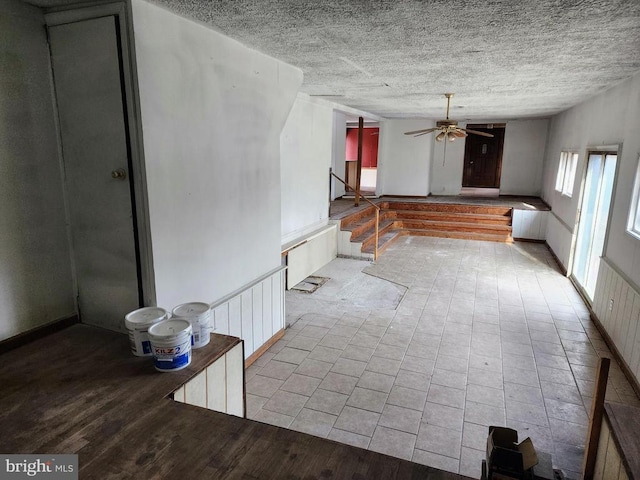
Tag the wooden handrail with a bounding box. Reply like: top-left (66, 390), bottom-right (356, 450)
top-left (330, 171), bottom-right (379, 260)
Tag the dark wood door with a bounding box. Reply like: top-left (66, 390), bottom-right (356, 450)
top-left (462, 126), bottom-right (505, 188)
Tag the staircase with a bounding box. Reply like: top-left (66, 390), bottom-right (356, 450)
top-left (333, 201), bottom-right (513, 259)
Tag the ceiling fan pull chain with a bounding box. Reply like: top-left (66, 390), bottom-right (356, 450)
top-left (443, 140), bottom-right (447, 166)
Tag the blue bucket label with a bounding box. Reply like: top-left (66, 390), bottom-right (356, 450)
top-left (153, 338), bottom-right (191, 371)
top-left (142, 340), bottom-right (152, 355)
top-left (132, 330), bottom-right (154, 356)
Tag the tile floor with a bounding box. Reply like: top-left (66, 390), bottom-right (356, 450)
top-left (245, 237), bottom-right (640, 479)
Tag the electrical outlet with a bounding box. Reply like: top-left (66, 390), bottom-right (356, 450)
top-left (609, 298), bottom-right (614, 311)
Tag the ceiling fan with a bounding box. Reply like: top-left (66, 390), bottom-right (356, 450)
top-left (404, 93), bottom-right (494, 142)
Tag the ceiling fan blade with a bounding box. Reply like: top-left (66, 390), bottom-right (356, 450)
top-left (452, 130), bottom-right (467, 138)
top-left (404, 128), bottom-right (438, 135)
top-left (461, 128), bottom-right (494, 138)
top-left (413, 131), bottom-right (433, 137)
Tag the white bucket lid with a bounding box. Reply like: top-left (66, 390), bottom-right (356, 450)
top-left (172, 302), bottom-right (211, 318)
top-left (125, 307), bottom-right (169, 330)
top-left (148, 318), bottom-right (192, 340)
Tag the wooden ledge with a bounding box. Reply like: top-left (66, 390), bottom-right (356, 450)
top-left (604, 402), bottom-right (640, 480)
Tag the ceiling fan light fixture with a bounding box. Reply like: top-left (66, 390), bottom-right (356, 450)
top-left (447, 132), bottom-right (456, 142)
top-left (435, 132), bottom-right (446, 142)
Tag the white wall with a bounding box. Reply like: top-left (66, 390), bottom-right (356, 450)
top-left (280, 95), bottom-right (378, 244)
top-left (0, 0), bottom-right (76, 341)
top-left (541, 73), bottom-right (640, 280)
top-left (131, 0), bottom-right (302, 310)
top-left (430, 126), bottom-right (467, 195)
top-left (281, 94), bottom-right (334, 244)
top-left (331, 111), bottom-right (347, 199)
top-left (500, 119), bottom-right (549, 195)
top-left (430, 120), bottom-right (549, 195)
top-left (541, 73), bottom-right (640, 386)
top-left (378, 119), bottom-right (434, 196)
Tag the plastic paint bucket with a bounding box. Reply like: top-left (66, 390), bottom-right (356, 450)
top-left (147, 319), bottom-right (192, 372)
top-left (172, 302), bottom-right (212, 349)
top-left (124, 307), bottom-right (170, 357)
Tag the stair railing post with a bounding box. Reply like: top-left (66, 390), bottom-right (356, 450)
top-left (355, 116), bottom-right (363, 207)
top-left (374, 208), bottom-right (379, 261)
top-left (328, 167), bottom-right (333, 218)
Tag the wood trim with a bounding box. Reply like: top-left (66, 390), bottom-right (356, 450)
top-left (513, 238), bottom-right (546, 243)
top-left (355, 116), bottom-right (363, 206)
top-left (0, 315), bottom-right (79, 355)
top-left (241, 341), bottom-right (247, 418)
top-left (604, 403), bottom-right (640, 480)
top-left (545, 241), bottom-right (568, 276)
top-left (210, 266), bottom-right (286, 310)
top-left (582, 357), bottom-right (610, 480)
top-left (244, 328), bottom-right (285, 368)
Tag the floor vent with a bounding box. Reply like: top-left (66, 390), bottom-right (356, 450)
top-left (291, 276), bottom-right (329, 293)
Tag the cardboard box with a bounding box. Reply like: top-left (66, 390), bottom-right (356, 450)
top-left (486, 426), bottom-right (539, 480)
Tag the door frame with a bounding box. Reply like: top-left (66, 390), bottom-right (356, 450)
top-left (568, 144), bottom-right (622, 302)
top-left (46, 3), bottom-right (156, 307)
top-left (461, 123), bottom-right (506, 188)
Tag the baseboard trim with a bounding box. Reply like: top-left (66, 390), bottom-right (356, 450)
top-left (244, 328), bottom-right (285, 368)
top-left (0, 314), bottom-right (79, 355)
top-left (513, 238), bottom-right (546, 243)
top-left (545, 241), bottom-right (568, 276)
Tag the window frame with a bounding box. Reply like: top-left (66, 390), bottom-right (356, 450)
top-left (555, 151), bottom-right (578, 197)
top-left (626, 155), bottom-right (640, 240)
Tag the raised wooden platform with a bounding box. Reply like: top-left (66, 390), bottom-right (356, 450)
top-left (336, 200), bottom-right (513, 257)
top-left (0, 325), bottom-right (468, 480)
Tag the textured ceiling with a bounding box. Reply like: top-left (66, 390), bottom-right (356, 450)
top-left (30, 0), bottom-right (640, 119)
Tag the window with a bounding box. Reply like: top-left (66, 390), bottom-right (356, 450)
top-left (627, 156), bottom-right (640, 240)
top-left (555, 151), bottom-right (578, 197)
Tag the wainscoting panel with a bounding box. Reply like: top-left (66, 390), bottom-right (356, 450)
top-left (286, 225), bottom-right (337, 289)
top-left (593, 259), bottom-right (640, 384)
top-left (211, 267), bottom-right (285, 359)
top-left (546, 212), bottom-right (574, 269)
top-left (512, 209), bottom-right (548, 240)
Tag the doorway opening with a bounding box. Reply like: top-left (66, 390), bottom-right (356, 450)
top-left (572, 150), bottom-right (618, 302)
top-left (47, 7), bottom-right (146, 329)
top-left (344, 122), bottom-right (379, 196)
top-left (461, 124), bottom-right (505, 195)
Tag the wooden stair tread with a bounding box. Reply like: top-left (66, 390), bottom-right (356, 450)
top-left (361, 230), bottom-right (404, 254)
top-left (342, 213), bottom-right (393, 233)
top-left (351, 219), bottom-right (396, 243)
top-left (336, 202), bottom-right (516, 256)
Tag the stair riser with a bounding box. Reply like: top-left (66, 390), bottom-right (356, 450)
top-left (340, 205), bottom-right (378, 229)
top-left (349, 212), bottom-right (395, 238)
top-left (386, 202), bottom-right (511, 216)
top-left (399, 221), bottom-right (511, 235)
top-left (394, 212), bottom-right (511, 225)
top-left (361, 221), bottom-right (398, 249)
top-left (362, 231), bottom-right (406, 254)
top-left (337, 202), bottom-right (517, 255)
top-left (407, 230), bottom-right (514, 243)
